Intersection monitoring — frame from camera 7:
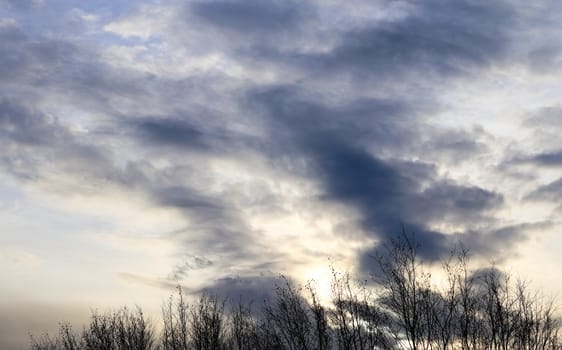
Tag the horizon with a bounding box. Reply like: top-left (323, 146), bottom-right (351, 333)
top-left (2, 0), bottom-right (562, 348)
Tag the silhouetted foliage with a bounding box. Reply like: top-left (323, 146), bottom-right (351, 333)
top-left (29, 233), bottom-right (562, 350)
top-left (31, 307), bottom-right (156, 350)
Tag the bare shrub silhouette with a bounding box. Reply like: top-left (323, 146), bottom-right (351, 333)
top-left (375, 232), bottom-right (431, 350)
top-left (189, 294), bottom-right (226, 350)
top-left (29, 233), bottom-right (562, 350)
top-left (225, 302), bottom-right (259, 350)
top-left (306, 281), bottom-right (332, 350)
top-left (161, 287), bottom-right (189, 350)
top-left (30, 307), bottom-right (156, 350)
top-left (264, 277), bottom-right (316, 350)
top-left (329, 269), bottom-right (393, 350)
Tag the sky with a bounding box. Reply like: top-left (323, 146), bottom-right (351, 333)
top-left (2, 0), bottom-right (562, 348)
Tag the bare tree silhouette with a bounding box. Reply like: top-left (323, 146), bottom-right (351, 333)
top-left (28, 231), bottom-right (562, 350)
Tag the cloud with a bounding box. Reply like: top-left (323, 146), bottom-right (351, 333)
top-left (416, 182), bottom-right (503, 221)
top-left (0, 98), bottom-right (66, 146)
top-left (249, 86), bottom-right (512, 265)
top-left (118, 272), bottom-right (281, 308)
top-left (200, 275), bottom-right (284, 306)
top-left (243, 0), bottom-right (515, 82)
top-left (506, 150), bottom-right (562, 168)
top-left (524, 106), bottom-right (562, 129)
top-left (131, 117), bottom-right (209, 150)
top-left (418, 126), bottom-right (492, 164)
top-left (148, 182), bottom-right (263, 260)
top-left (189, 0), bottom-right (307, 35)
top-left (169, 0), bottom-right (516, 91)
top-left (0, 21), bottom-right (70, 83)
top-left (526, 178), bottom-right (562, 202)
top-left (458, 222), bottom-right (550, 260)
top-left (502, 106), bottom-right (562, 172)
top-left (0, 98), bottom-right (113, 184)
top-left (361, 221), bottom-right (548, 277)
top-left (125, 114), bottom-right (261, 154)
top-left (526, 46), bottom-right (562, 74)
top-left (0, 101), bottom-right (272, 281)
top-left (0, 0), bottom-right (43, 10)
top-left (118, 272), bottom-right (179, 291)
top-left (527, 151), bottom-right (562, 167)
top-left (2, 0), bottom-right (527, 267)
top-left (0, 14), bottom-right (155, 121)
top-left (2, 3), bottom-right (560, 341)
top-left (169, 255), bottom-right (213, 281)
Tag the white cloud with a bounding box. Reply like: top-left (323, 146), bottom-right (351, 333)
top-left (103, 4), bottom-right (175, 40)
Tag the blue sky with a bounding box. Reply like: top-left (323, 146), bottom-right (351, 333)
top-left (2, 0), bottom-right (562, 348)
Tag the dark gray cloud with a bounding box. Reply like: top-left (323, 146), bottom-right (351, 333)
top-left (236, 0), bottom-right (515, 82)
top-left (155, 186), bottom-right (224, 211)
top-left (0, 22), bottom-right (71, 83)
top-left (0, 98), bottom-right (66, 146)
top-left (200, 275), bottom-right (282, 306)
top-left (169, 255), bottom-right (213, 281)
top-left (0, 97), bottom-right (271, 280)
top-left (176, 0), bottom-right (516, 94)
top-left (502, 106), bottom-right (562, 173)
top-left (457, 222), bottom-right (549, 260)
top-left (132, 117), bottom-right (209, 149)
top-left (0, 98), bottom-right (268, 278)
top-left (526, 178), bottom-right (562, 202)
top-left (125, 114), bottom-right (262, 154)
top-left (524, 106), bottom-right (562, 129)
top-left (189, 0), bottom-right (307, 35)
top-left (250, 86), bottom-right (417, 155)
top-left (362, 221), bottom-right (547, 277)
top-left (155, 186), bottom-right (258, 258)
top-left (119, 272), bottom-right (282, 309)
top-left (528, 151), bottom-right (562, 167)
top-left (416, 182), bottom-right (503, 222)
top-left (526, 46), bottom-right (562, 74)
top-left (249, 86), bottom-right (510, 265)
top-left (0, 0), bottom-right (42, 10)
top-left (0, 15), bottom-right (154, 120)
top-left (0, 98), bottom-right (114, 183)
top-left (419, 127), bottom-right (491, 163)
top-left (506, 150), bottom-right (562, 168)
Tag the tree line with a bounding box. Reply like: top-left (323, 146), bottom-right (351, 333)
top-left (30, 234), bottom-right (561, 350)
